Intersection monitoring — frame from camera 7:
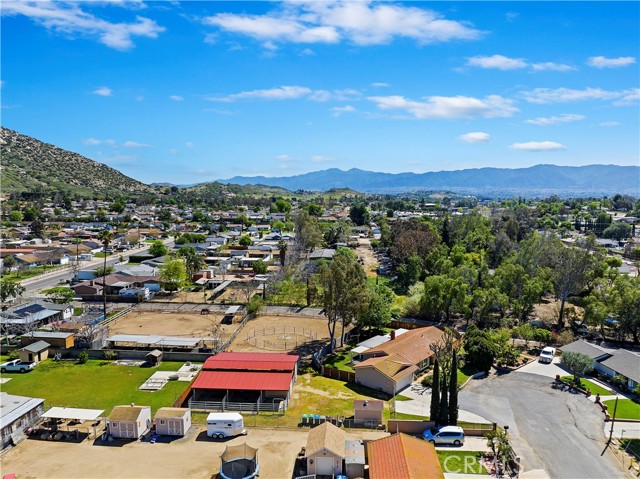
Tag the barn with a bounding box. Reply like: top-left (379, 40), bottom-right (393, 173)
top-left (154, 407), bottom-right (191, 436)
top-left (107, 405), bottom-right (152, 439)
top-left (190, 352), bottom-right (299, 411)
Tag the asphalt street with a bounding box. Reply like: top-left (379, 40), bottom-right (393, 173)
top-left (459, 371), bottom-right (625, 479)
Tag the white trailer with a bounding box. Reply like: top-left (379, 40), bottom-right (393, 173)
top-left (206, 413), bottom-right (247, 439)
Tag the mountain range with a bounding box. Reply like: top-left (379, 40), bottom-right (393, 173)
top-left (222, 165), bottom-right (640, 197)
top-left (1, 127), bottom-right (637, 199)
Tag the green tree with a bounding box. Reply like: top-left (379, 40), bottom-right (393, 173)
top-left (94, 265), bottom-right (114, 277)
top-left (2, 255), bottom-right (17, 271)
top-left (307, 204), bottom-right (323, 217)
top-left (602, 222), bottom-right (632, 241)
top-left (464, 326), bottom-right (497, 372)
top-left (561, 351), bottom-right (593, 383)
top-left (8, 210), bottom-right (23, 222)
top-left (159, 258), bottom-right (187, 292)
top-left (349, 203), bottom-right (370, 226)
top-left (318, 248), bottom-right (367, 351)
top-left (149, 240), bottom-right (168, 258)
top-left (396, 254), bottom-right (423, 293)
top-left (44, 287), bottom-right (75, 304)
top-left (357, 283), bottom-right (394, 332)
top-left (294, 211), bottom-right (323, 251)
top-left (178, 246), bottom-right (205, 278)
top-left (238, 236), bottom-right (252, 247)
top-left (272, 199), bottom-right (292, 213)
top-left (0, 279), bottom-right (26, 305)
top-left (430, 358), bottom-right (441, 422)
top-left (448, 350), bottom-right (459, 425)
top-left (252, 259), bottom-right (268, 275)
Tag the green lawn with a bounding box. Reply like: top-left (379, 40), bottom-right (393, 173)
top-left (620, 439), bottom-right (640, 460)
top-left (560, 376), bottom-right (612, 396)
top-left (1, 265), bottom-right (66, 282)
top-left (323, 350), bottom-right (355, 372)
top-left (437, 451), bottom-right (489, 475)
top-left (1, 359), bottom-right (189, 415)
top-left (603, 399), bottom-right (640, 420)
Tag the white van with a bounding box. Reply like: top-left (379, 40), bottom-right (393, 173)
top-left (539, 346), bottom-right (556, 364)
top-left (206, 412), bottom-right (247, 439)
top-left (423, 425), bottom-right (465, 446)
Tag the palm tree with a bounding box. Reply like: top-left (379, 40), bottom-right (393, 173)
top-left (97, 229), bottom-right (113, 322)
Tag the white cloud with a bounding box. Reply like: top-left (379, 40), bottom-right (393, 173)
top-left (311, 155), bottom-right (335, 162)
top-left (332, 105), bottom-right (357, 117)
top-left (524, 114), bottom-right (585, 126)
top-left (466, 55), bottom-right (574, 72)
top-left (599, 121), bottom-right (621, 127)
top-left (459, 132), bottom-right (490, 143)
top-left (368, 94), bottom-right (518, 119)
top-left (371, 82), bottom-right (390, 88)
top-left (509, 141), bottom-right (566, 152)
top-left (299, 48), bottom-right (315, 56)
top-left (185, 142), bottom-right (194, 148)
top-left (83, 138), bottom-right (115, 146)
top-left (277, 154), bottom-right (294, 162)
top-left (93, 86), bottom-right (112, 96)
top-left (521, 87), bottom-right (639, 105)
top-left (1, 1), bottom-right (164, 50)
top-left (123, 140), bottom-right (150, 148)
top-left (169, 95), bottom-right (184, 102)
top-left (530, 62), bottom-right (576, 72)
top-left (587, 56), bottom-right (637, 68)
top-left (467, 54), bottom-right (527, 70)
top-left (613, 88), bottom-right (640, 106)
top-left (202, 1), bottom-right (483, 48)
top-left (207, 85), bottom-right (360, 103)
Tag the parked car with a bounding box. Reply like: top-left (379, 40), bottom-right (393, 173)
top-left (422, 425), bottom-right (465, 446)
top-left (539, 346), bottom-right (556, 364)
top-left (0, 359), bottom-right (36, 373)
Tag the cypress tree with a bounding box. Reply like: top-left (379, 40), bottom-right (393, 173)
top-left (430, 359), bottom-right (440, 423)
top-left (448, 350), bottom-right (459, 426)
top-left (438, 369), bottom-right (449, 426)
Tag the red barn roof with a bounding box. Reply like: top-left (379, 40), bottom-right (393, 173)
top-left (192, 371), bottom-right (293, 391)
top-left (203, 352), bottom-right (299, 371)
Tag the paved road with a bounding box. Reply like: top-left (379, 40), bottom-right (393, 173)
top-left (459, 371), bottom-right (625, 479)
top-left (21, 238), bottom-right (174, 294)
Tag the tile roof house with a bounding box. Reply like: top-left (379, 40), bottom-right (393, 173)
top-left (366, 433), bottom-right (444, 479)
top-left (354, 327), bottom-right (447, 395)
top-left (305, 422), bottom-right (346, 477)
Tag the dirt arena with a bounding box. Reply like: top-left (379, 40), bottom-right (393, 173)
top-left (227, 314), bottom-right (331, 355)
top-left (108, 312), bottom-right (240, 342)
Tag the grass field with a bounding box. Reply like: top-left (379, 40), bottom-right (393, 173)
top-left (603, 399), bottom-right (640, 420)
top-left (323, 350), bottom-right (355, 372)
top-left (1, 359), bottom-right (190, 415)
top-left (437, 451), bottom-right (489, 475)
top-left (1, 264), bottom-right (66, 282)
top-left (560, 376), bottom-right (612, 396)
top-left (620, 439), bottom-right (640, 460)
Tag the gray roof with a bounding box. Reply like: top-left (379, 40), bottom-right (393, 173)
top-left (21, 340), bottom-right (51, 353)
top-left (27, 332), bottom-right (74, 339)
top-left (600, 350), bottom-right (640, 383)
top-left (309, 248), bottom-right (336, 260)
top-left (560, 340), bottom-right (612, 360)
top-left (0, 392), bottom-right (45, 430)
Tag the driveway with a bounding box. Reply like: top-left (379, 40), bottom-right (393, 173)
top-left (459, 371), bottom-right (625, 479)
top-left (514, 356), bottom-right (569, 379)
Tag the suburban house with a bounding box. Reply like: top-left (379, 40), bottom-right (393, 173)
top-left (154, 408), bottom-right (191, 437)
top-left (0, 393), bottom-right (45, 449)
top-left (190, 352), bottom-right (299, 411)
top-left (73, 274), bottom-right (160, 298)
top-left (305, 422), bottom-right (346, 477)
top-left (19, 340), bottom-right (50, 364)
top-left (366, 433), bottom-right (445, 479)
top-left (350, 329), bottom-right (409, 361)
top-left (0, 301), bottom-right (73, 333)
top-left (107, 405), bottom-right (152, 439)
top-left (353, 327), bottom-right (447, 395)
top-left (561, 340), bottom-right (640, 392)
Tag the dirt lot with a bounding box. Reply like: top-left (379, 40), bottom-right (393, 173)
top-left (355, 238), bottom-right (379, 277)
top-left (227, 314), bottom-right (330, 356)
top-left (1, 426), bottom-right (387, 479)
top-left (109, 312), bottom-right (239, 342)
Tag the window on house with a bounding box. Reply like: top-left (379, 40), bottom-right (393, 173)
top-left (160, 419), bottom-right (166, 425)
top-left (112, 422), bottom-right (118, 427)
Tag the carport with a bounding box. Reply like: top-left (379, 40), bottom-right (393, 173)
top-left (38, 407), bottom-right (105, 440)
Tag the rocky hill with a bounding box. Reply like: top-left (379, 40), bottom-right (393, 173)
top-left (0, 127), bottom-right (152, 198)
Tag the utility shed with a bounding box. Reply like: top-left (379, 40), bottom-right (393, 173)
top-left (107, 405), bottom-right (152, 439)
top-left (20, 332), bottom-right (74, 349)
top-left (154, 407), bottom-right (191, 436)
top-left (354, 399), bottom-right (384, 425)
top-left (305, 422), bottom-right (346, 477)
top-left (19, 341), bottom-right (50, 364)
top-left (146, 349), bottom-right (163, 366)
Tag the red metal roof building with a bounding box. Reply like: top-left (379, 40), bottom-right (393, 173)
top-left (203, 352), bottom-right (298, 372)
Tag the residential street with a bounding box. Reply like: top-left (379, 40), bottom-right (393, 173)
top-left (459, 371), bottom-right (625, 479)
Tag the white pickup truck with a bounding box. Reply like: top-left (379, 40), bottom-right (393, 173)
top-left (0, 359), bottom-right (36, 373)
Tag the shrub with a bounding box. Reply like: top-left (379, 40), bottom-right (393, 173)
top-left (421, 375), bottom-right (433, 388)
top-left (77, 351), bottom-right (89, 364)
top-left (248, 296), bottom-right (264, 315)
top-left (7, 350), bottom-right (19, 360)
top-left (103, 350), bottom-right (118, 361)
top-left (611, 374), bottom-right (627, 389)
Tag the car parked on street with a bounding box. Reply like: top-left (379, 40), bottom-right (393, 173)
top-left (422, 425), bottom-right (465, 446)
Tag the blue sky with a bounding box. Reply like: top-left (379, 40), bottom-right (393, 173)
top-left (2, 1), bottom-right (639, 185)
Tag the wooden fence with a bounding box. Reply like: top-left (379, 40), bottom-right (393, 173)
top-left (322, 366), bottom-right (355, 382)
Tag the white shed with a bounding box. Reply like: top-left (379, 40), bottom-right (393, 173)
top-left (107, 405), bottom-right (152, 439)
top-left (154, 407), bottom-right (191, 436)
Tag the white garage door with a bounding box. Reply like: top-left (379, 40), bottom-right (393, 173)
top-left (316, 457), bottom-right (334, 475)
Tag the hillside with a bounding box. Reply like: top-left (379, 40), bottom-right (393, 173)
top-left (222, 165), bottom-right (640, 197)
top-left (0, 127), bottom-right (152, 198)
